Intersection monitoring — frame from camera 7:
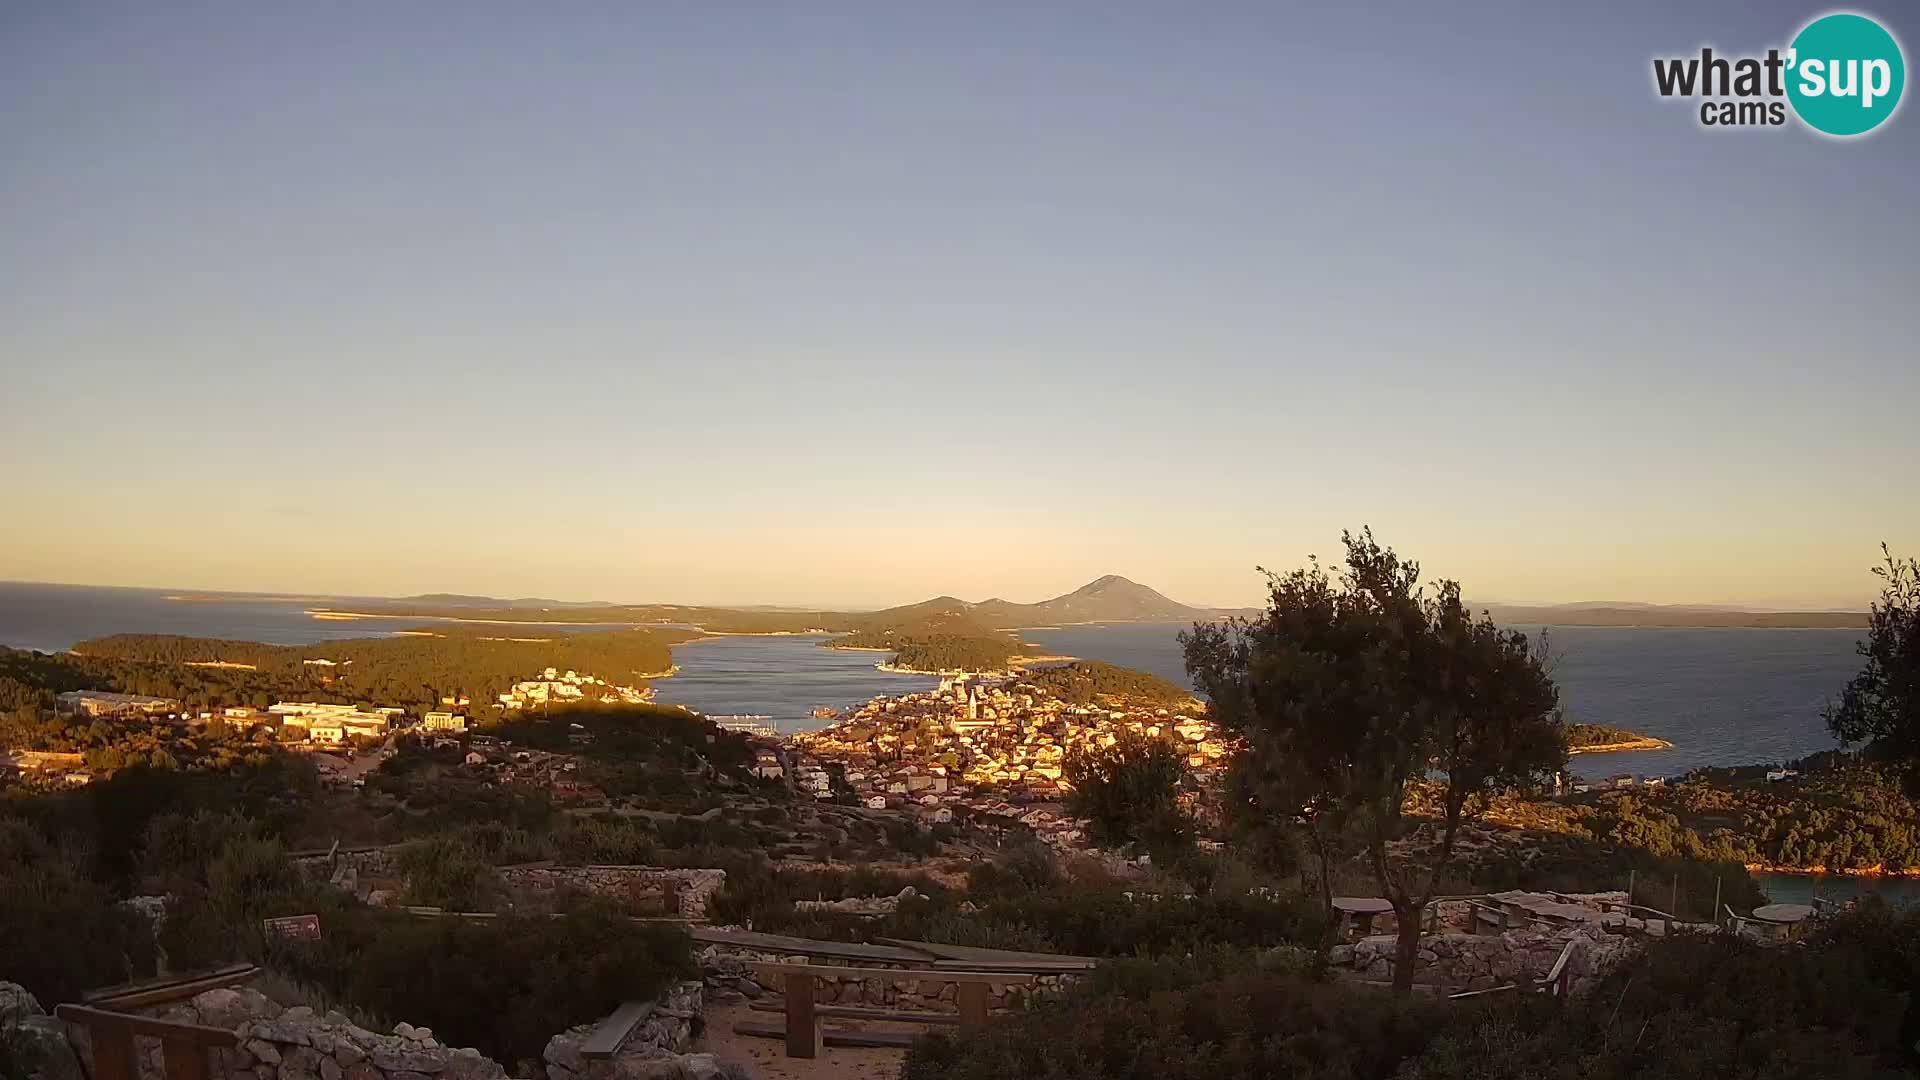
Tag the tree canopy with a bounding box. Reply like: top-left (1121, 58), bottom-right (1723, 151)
top-left (1183, 529), bottom-right (1563, 992)
top-left (1828, 544), bottom-right (1920, 792)
top-left (1063, 732), bottom-right (1193, 854)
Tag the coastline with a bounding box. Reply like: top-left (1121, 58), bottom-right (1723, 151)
top-left (870, 653), bottom-right (1078, 677)
top-left (304, 609), bottom-right (652, 628)
top-left (1745, 862), bottom-right (1920, 879)
top-left (1568, 737), bottom-right (1674, 755)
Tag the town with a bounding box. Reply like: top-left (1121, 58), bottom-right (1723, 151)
top-left (777, 673), bottom-right (1226, 848)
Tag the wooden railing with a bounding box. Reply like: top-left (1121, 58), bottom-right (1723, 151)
top-left (83, 965), bottom-right (260, 1011)
top-left (54, 1005), bottom-right (238, 1080)
top-left (740, 963), bottom-right (1034, 1059)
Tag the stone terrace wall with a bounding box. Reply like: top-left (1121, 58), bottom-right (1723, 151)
top-left (496, 866), bottom-right (726, 921)
top-left (290, 847), bottom-right (725, 921)
top-left (78, 987), bottom-right (508, 1080)
top-left (697, 941), bottom-right (1076, 1014)
top-left (1331, 926), bottom-right (1634, 995)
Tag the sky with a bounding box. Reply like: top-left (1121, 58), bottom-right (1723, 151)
top-left (2, 1), bottom-right (1916, 611)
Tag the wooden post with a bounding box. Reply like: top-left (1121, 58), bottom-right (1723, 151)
top-left (89, 1022), bottom-right (138, 1080)
top-left (1627, 869), bottom-right (1635, 907)
top-left (161, 1036), bottom-right (211, 1080)
top-left (1670, 875), bottom-right (1679, 920)
top-left (783, 973), bottom-right (818, 1059)
top-left (55, 1006), bottom-right (234, 1080)
top-left (956, 982), bottom-right (990, 1026)
top-left (1712, 877), bottom-right (1722, 928)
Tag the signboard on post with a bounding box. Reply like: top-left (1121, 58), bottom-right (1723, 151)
top-left (262, 914), bottom-right (322, 942)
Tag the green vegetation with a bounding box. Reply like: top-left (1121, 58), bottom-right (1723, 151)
top-left (1023, 660), bottom-right (1192, 705)
top-left (907, 905), bottom-right (1920, 1080)
top-left (706, 843), bottom-right (1322, 958)
top-left (828, 608), bottom-right (1026, 673)
top-left (268, 902), bottom-right (693, 1068)
top-left (1564, 722), bottom-right (1666, 749)
top-left (67, 626), bottom-right (695, 711)
top-left (1063, 733), bottom-right (1193, 853)
top-left (1586, 754), bottom-right (1920, 873)
top-left (1828, 544), bottom-right (1920, 793)
top-left (1185, 529), bottom-right (1565, 992)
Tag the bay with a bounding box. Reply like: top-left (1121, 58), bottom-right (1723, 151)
top-left (649, 635), bottom-right (939, 728)
top-left (1016, 623), bottom-right (1866, 783)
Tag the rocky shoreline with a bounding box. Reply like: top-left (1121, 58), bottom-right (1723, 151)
top-left (1567, 736), bottom-right (1673, 755)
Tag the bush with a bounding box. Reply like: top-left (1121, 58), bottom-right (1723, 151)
top-left (1409, 923), bottom-right (1918, 1079)
top-left (0, 816), bottom-right (155, 1003)
top-left (908, 909), bottom-right (1920, 1080)
top-left (395, 835), bottom-right (503, 911)
top-left (269, 900), bottom-right (693, 1068)
top-left (905, 968), bottom-right (1449, 1080)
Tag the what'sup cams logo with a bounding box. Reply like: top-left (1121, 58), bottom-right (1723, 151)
top-left (1652, 11), bottom-right (1905, 136)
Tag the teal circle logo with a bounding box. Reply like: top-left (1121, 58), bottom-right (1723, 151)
top-left (1786, 13), bottom-right (1905, 136)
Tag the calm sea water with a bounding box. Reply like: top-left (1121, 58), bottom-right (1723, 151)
top-left (650, 635), bottom-right (939, 727)
top-left (1017, 623), bottom-right (1866, 783)
top-left (0, 582), bottom-right (407, 651)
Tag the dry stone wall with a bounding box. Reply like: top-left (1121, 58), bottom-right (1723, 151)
top-left (495, 866), bottom-right (726, 922)
top-left (73, 987), bottom-right (508, 1080)
top-left (1330, 926), bottom-right (1634, 995)
top-left (697, 941), bottom-right (1073, 1013)
top-left (291, 847), bottom-right (725, 921)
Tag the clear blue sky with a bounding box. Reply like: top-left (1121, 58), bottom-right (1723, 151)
top-left (3, 1), bottom-right (1915, 609)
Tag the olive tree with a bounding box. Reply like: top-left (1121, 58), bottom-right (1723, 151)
top-left (1828, 544), bottom-right (1920, 793)
top-left (1184, 530), bottom-right (1563, 993)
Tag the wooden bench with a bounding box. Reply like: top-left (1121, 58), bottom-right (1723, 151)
top-left (730, 1021), bottom-right (917, 1050)
top-left (748, 1000), bottom-right (961, 1025)
top-left (55, 1005), bottom-right (239, 1080)
top-left (1465, 899), bottom-right (1514, 934)
top-left (741, 963), bottom-right (1035, 1059)
top-left (578, 1000), bottom-right (655, 1060)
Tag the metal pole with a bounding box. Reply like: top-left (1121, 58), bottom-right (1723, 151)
top-left (1671, 874), bottom-right (1680, 919)
top-left (1627, 869), bottom-right (1636, 906)
top-left (1713, 877), bottom-right (1722, 928)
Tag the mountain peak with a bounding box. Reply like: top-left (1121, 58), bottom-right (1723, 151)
top-left (1073, 574), bottom-right (1140, 594)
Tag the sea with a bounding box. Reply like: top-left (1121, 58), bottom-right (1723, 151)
top-left (4, 581), bottom-right (1912, 904)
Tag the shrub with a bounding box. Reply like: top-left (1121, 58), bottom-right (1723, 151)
top-left (905, 968), bottom-right (1449, 1080)
top-left (0, 816), bottom-right (154, 1003)
top-left (268, 900), bottom-right (693, 1068)
top-left (395, 835), bottom-right (503, 911)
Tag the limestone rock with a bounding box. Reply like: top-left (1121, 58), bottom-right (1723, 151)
top-left (369, 1047), bottom-right (447, 1074)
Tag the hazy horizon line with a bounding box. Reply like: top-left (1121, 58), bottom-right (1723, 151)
top-left (0, 576), bottom-right (1873, 616)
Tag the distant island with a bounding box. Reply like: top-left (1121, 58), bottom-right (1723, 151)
top-left (1565, 722), bottom-right (1673, 754)
top-left (291, 577), bottom-right (1868, 632)
top-left (1480, 602), bottom-right (1867, 629)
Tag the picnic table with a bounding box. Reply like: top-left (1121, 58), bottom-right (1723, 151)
top-left (1749, 903), bottom-right (1815, 939)
top-left (1331, 897), bottom-right (1394, 939)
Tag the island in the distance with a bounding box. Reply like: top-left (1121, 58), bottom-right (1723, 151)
top-left (1565, 722), bottom-right (1673, 754)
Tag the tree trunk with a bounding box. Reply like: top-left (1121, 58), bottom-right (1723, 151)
top-left (1310, 831), bottom-right (1338, 959)
top-left (1391, 900), bottom-right (1424, 995)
